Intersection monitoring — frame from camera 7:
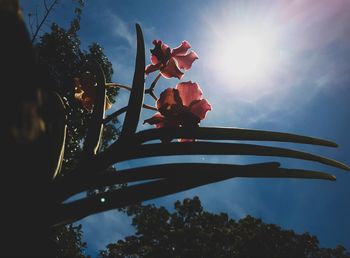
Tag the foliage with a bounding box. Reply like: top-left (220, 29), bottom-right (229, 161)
top-left (34, 8), bottom-right (118, 175)
top-left (23, 0), bottom-right (120, 256)
top-left (100, 197), bottom-right (350, 258)
top-left (50, 224), bottom-right (88, 258)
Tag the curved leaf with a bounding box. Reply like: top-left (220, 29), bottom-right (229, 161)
top-left (135, 127), bottom-right (338, 147)
top-left (119, 24), bottom-right (145, 140)
top-left (104, 142), bottom-right (350, 171)
top-left (52, 163), bottom-right (335, 226)
top-left (54, 162), bottom-right (280, 200)
top-left (83, 62), bottom-right (106, 156)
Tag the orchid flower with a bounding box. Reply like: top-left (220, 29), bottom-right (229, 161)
top-left (145, 40), bottom-right (198, 79)
top-left (74, 72), bottom-right (112, 112)
top-left (144, 81), bottom-right (212, 141)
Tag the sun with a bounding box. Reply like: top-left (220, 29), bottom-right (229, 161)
top-left (217, 25), bottom-right (276, 84)
top-left (200, 20), bottom-right (281, 100)
top-left (226, 33), bottom-right (271, 81)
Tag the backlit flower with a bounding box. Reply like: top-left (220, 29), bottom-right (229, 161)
top-left (145, 40), bottom-right (198, 79)
top-left (74, 72), bottom-right (112, 112)
top-left (144, 81), bottom-right (212, 141)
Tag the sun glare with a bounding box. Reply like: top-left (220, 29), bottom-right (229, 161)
top-left (218, 26), bottom-right (276, 84)
top-left (227, 35), bottom-right (269, 79)
top-left (201, 18), bottom-right (282, 100)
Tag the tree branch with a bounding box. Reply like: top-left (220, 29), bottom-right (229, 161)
top-left (31, 0), bottom-right (59, 43)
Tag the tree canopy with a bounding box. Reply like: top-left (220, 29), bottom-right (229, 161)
top-left (100, 197), bottom-right (349, 258)
top-left (24, 1), bottom-right (119, 256)
top-left (35, 20), bottom-right (119, 176)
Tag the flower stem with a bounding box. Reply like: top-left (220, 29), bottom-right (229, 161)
top-left (149, 73), bottom-right (162, 91)
top-left (145, 73), bottom-right (162, 101)
top-left (145, 73), bottom-right (161, 100)
top-left (105, 83), bottom-right (132, 91)
top-left (103, 106), bottom-right (128, 124)
top-left (142, 104), bottom-right (158, 111)
top-left (103, 104), bottom-right (157, 124)
top-left (149, 91), bottom-right (158, 101)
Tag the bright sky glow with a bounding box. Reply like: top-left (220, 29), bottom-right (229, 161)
top-left (213, 25), bottom-right (276, 84)
top-left (198, 5), bottom-right (287, 105)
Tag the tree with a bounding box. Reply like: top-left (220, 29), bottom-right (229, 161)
top-left (50, 224), bottom-right (88, 258)
top-left (35, 21), bottom-right (119, 176)
top-left (100, 197), bottom-right (350, 258)
top-left (22, 1), bottom-right (120, 256)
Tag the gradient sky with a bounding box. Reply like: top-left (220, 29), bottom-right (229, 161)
top-left (20, 0), bottom-right (350, 257)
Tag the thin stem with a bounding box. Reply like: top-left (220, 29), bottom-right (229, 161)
top-left (149, 91), bottom-right (158, 101)
top-left (103, 106), bottom-right (128, 124)
top-left (143, 104), bottom-right (157, 111)
top-left (149, 73), bottom-right (161, 91)
top-left (145, 73), bottom-right (161, 100)
top-left (105, 83), bottom-right (131, 91)
top-left (103, 104), bottom-right (156, 125)
top-left (44, 0), bottom-right (49, 11)
top-left (105, 83), bottom-right (158, 100)
top-left (31, 0), bottom-right (59, 43)
top-left (145, 73), bottom-right (162, 101)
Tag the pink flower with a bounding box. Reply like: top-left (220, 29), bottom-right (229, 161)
top-left (144, 81), bottom-right (212, 141)
top-left (74, 72), bottom-right (112, 112)
top-left (145, 40), bottom-right (199, 79)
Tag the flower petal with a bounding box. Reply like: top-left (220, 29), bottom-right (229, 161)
top-left (152, 39), bottom-right (170, 54)
top-left (176, 81), bottom-right (203, 107)
top-left (171, 40), bottom-right (191, 56)
top-left (143, 113), bottom-right (165, 128)
top-left (157, 88), bottom-right (183, 116)
top-left (189, 99), bottom-right (212, 120)
top-left (150, 54), bottom-right (159, 65)
top-left (145, 63), bottom-right (162, 75)
top-left (150, 40), bottom-right (171, 65)
top-left (160, 58), bottom-right (184, 79)
top-left (157, 88), bottom-right (176, 109)
top-left (173, 50), bottom-right (198, 70)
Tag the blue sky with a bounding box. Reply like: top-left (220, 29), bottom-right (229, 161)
top-left (21, 0), bottom-right (350, 257)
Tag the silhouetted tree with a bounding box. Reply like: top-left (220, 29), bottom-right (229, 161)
top-left (50, 224), bottom-right (88, 258)
top-left (100, 197), bottom-right (349, 258)
top-left (21, 1), bottom-right (120, 256)
top-left (35, 21), bottom-right (119, 176)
